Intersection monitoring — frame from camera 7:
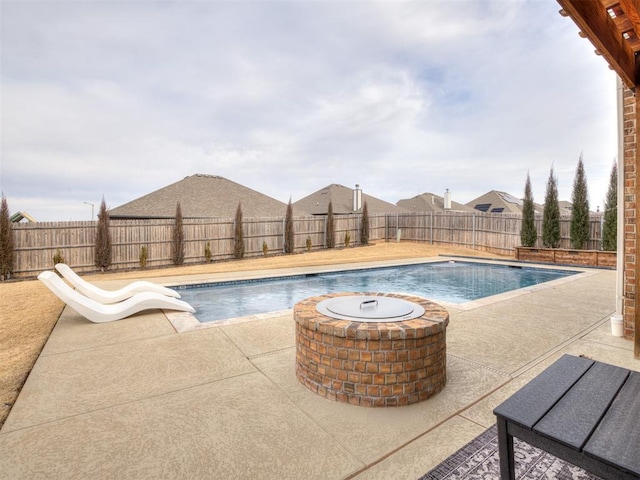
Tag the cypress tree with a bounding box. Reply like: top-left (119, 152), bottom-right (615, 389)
top-left (0, 194), bottom-right (14, 280)
top-left (284, 198), bottom-right (294, 254)
top-left (542, 167), bottom-right (561, 248)
top-left (326, 201), bottom-right (335, 248)
top-left (172, 202), bottom-right (185, 265)
top-left (233, 202), bottom-right (245, 259)
top-left (520, 173), bottom-right (537, 247)
top-left (602, 161), bottom-right (618, 251)
top-left (360, 201), bottom-right (370, 246)
top-left (570, 155), bottom-right (590, 249)
top-left (94, 197), bottom-right (112, 271)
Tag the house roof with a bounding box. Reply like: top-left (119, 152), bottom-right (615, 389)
top-left (467, 190), bottom-right (570, 215)
top-left (396, 193), bottom-right (476, 213)
top-left (109, 174), bottom-right (305, 219)
top-left (466, 190), bottom-right (527, 214)
top-left (10, 211), bottom-right (36, 223)
top-left (558, 200), bottom-right (574, 215)
top-left (466, 190), bottom-right (548, 215)
top-left (293, 184), bottom-right (407, 215)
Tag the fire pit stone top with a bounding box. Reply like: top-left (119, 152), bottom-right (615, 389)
top-left (294, 292), bottom-right (448, 340)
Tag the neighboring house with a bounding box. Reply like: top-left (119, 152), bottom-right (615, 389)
top-left (397, 191), bottom-right (476, 213)
top-left (558, 200), bottom-right (573, 216)
top-left (293, 184), bottom-right (407, 215)
top-left (466, 190), bottom-right (544, 214)
top-left (108, 174), bottom-right (306, 219)
top-left (10, 212), bottom-right (36, 223)
top-left (467, 190), bottom-right (524, 214)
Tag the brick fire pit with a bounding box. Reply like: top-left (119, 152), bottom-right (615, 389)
top-left (294, 292), bottom-right (448, 407)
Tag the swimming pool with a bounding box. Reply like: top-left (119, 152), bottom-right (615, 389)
top-left (175, 261), bottom-right (579, 323)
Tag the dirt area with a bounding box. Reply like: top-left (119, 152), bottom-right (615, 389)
top-left (0, 242), bottom-right (508, 428)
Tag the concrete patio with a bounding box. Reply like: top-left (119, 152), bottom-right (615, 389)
top-left (0, 257), bottom-right (637, 479)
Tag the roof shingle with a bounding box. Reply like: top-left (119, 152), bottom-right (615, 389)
top-left (293, 184), bottom-right (407, 215)
top-left (397, 193), bottom-right (475, 213)
top-left (108, 174), bottom-right (305, 219)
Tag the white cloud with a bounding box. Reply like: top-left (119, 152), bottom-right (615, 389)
top-left (0, 1), bottom-right (618, 221)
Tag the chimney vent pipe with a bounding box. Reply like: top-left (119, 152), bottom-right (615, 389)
top-left (353, 184), bottom-right (362, 211)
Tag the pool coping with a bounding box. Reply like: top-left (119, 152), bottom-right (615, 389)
top-left (165, 256), bottom-right (597, 333)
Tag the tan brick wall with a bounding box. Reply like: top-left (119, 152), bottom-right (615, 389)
top-left (623, 87), bottom-right (637, 339)
top-left (294, 292), bottom-right (448, 407)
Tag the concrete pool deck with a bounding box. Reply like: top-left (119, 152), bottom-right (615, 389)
top-left (0, 257), bottom-right (637, 479)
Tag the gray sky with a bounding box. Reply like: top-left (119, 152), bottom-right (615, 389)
top-left (1, 0), bottom-right (618, 221)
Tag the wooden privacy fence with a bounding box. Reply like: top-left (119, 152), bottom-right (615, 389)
top-left (10, 211), bottom-right (606, 278)
top-left (388, 212), bottom-right (605, 254)
top-left (11, 214), bottom-right (386, 277)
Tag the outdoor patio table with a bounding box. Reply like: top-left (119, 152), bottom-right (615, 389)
top-left (493, 354), bottom-right (640, 480)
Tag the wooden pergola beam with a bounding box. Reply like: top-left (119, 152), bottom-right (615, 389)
top-left (620, 0), bottom-right (640, 30)
top-left (558, 0), bottom-right (640, 90)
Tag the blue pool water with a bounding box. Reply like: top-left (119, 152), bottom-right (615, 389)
top-left (175, 261), bottom-right (578, 323)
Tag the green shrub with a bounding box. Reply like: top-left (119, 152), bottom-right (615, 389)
top-left (326, 201), bottom-right (335, 248)
top-left (306, 237), bottom-right (312, 252)
top-left (262, 241), bottom-right (268, 257)
top-left (542, 167), bottom-right (561, 248)
top-left (139, 246), bottom-right (148, 269)
top-left (602, 162), bottom-right (618, 251)
top-left (0, 194), bottom-right (14, 280)
top-left (570, 155), bottom-right (590, 249)
top-left (344, 231), bottom-right (351, 248)
top-left (520, 173), bottom-right (537, 247)
top-left (53, 249), bottom-right (65, 266)
top-left (172, 202), bottom-right (185, 265)
top-left (233, 203), bottom-right (245, 260)
top-left (360, 201), bottom-right (370, 246)
top-left (204, 242), bottom-right (212, 262)
top-left (94, 198), bottom-right (112, 271)
top-left (284, 199), bottom-right (294, 254)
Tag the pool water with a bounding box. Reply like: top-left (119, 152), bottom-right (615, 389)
top-left (175, 261), bottom-right (578, 323)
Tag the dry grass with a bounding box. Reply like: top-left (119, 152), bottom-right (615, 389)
top-left (0, 280), bottom-right (63, 427)
top-left (0, 242), bottom-right (507, 428)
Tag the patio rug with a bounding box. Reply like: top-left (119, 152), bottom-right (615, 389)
top-left (419, 425), bottom-right (602, 480)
